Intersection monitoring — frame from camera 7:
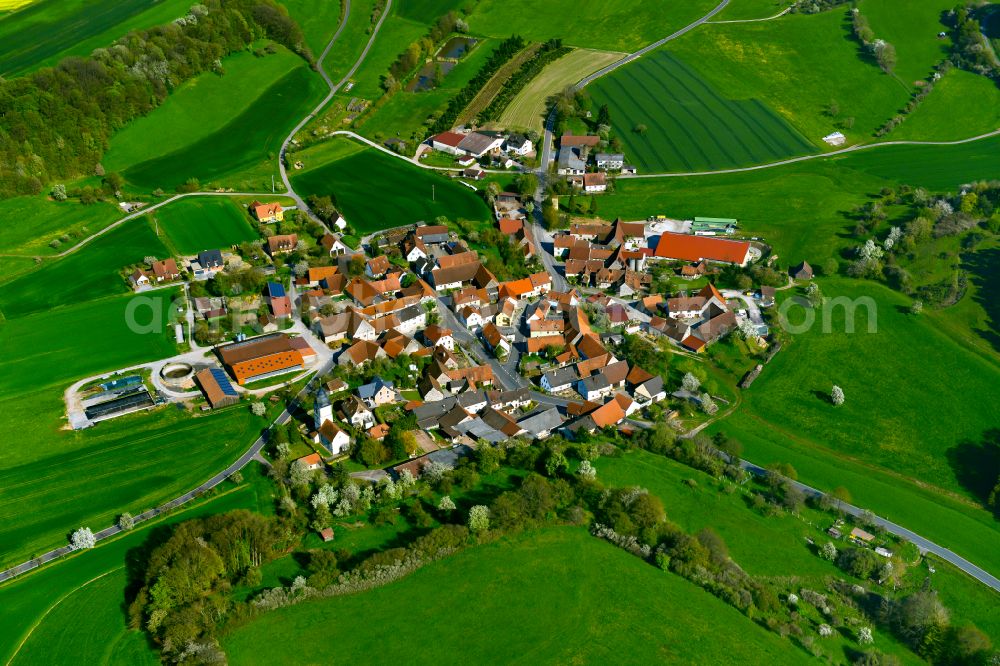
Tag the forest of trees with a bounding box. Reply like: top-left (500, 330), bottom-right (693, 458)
top-left (0, 0), bottom-right (309, 197)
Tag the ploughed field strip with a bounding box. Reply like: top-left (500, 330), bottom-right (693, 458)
top-left (589, 51), bottom-right (816, 172)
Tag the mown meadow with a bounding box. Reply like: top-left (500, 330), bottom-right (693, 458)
top-left (291, 139), bottom-right (491, 231)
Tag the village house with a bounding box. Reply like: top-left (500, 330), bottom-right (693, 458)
top-left (251, 200), bottom-right (284, 223)
top-left (321, 233), bottom-right (351, 257)
top-left (595, 153), bottom-right (624, 170)
top-left (150, 258), bottom-right (181, 282)
top-left (342, 394), bottom-right (376, 430)
top-left (504, 134), bottom-right (533, 156)
top-left (357, 377), bottom-right (395, 408)
top-left (422, 324), bottom-right (455, 351)
top-left (266, 234), bottom-right (298, 256)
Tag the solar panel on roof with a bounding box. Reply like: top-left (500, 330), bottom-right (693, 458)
top-left (267, 282), bottom-right (286, 298)
top-left (210, 368), bottom-right (239, 396)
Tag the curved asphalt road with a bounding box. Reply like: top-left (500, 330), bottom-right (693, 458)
top-left (278, 0), bottom-right (393, 221)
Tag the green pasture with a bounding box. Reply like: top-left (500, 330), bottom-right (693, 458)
top-left (107, 49), bottom-right (325, 191)
top-left (833, 134), bottom-right (1000, 190)
top-left (0, 292), bottom-right (178, 402)
top-left (600, 450), bottom-right (844, 579)
top-left (395, 0), bottom-right (465, 22)
top-left (0, 216), bottom-right (168, 319)
top-left (0, 401), bottom-right (266, 570)
top-left (888, 69), bottom-right (1000, 141)
top-left (713, 0), bottom-right (789, 21)
top-left (862, 0), bottom-right (952, 84)
top-left (223, 528), bottom-right (805, 664)
top-left (0, 196), bottom-right (120, 256)
top-left (154, 197), bottom-right (258, 255)
top-left (0, 0), bottom-right (191, 76)
top-left (666, 10), bottom-right (910, 144)
top-left (466, 0), bottom-right (720, 51)
top-left (0, 478), bottom-right (267, 666)
top-left (291, 139), bottom-right (490, 231)
top-left (319, 0), bottom-right (378, 82)
top-left (589, 51), bottom-right (816, 173)
top-left (341, 13), bottom-right (428, 99)
top-left (280, 0), bottom-right (345, 55)
top-left (717, 279), bottom-right (1000, 568)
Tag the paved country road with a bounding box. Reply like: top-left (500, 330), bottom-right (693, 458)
top-left (278, 0), bottom-right (393, 221)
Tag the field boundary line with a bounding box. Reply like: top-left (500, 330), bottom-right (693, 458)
top-left (457, 42), bottom-right (542, 126)
top-left (5, 567), bottom-right (123, 666)
top-left (617, 128), bottom-right (1000, 178)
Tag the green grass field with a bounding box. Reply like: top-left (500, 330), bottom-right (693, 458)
top-left (340, 13), bottom-right (429, 99)
top-left (590, 51), bottom-right (816, 172)
top-left (717, 279), bottom-right (1000, 569)
top-left (0, 293), bottom-right (178, 401)
top-left (291, 138), bottom-right (491, 230)
top-left (222, 528), bottom-right (806, 664)
top-left (103, 48), bottom-right (325, 192)
top-left (832, 134), bottom-right (1000, 190)
top-left (712, 0), bottom-right (789, 21)
top-left (0, 478), bottom-right (268, 665)
top-left (466, 0), bottom-right (720, 51)
top-left (0, 216), bottom-right (168, 319)
top-left (0, 195), bottom-right (120, 256)
top-left (279, 0), bottom-right (344, 55)
top-left (665, 10), bottom-right (911, 145)
top-left (318, 0), bottom-right (377, 82)
top-left (862, 0), bottom-right (953, 84)
top-left (0, 0), bottom-right (191, 76)
top-left (888, 69), bottom-right (1000, 141)
top-left (154, 197), bottom-right (258, 255)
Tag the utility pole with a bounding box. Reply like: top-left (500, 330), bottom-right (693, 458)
top-left (271, 175), bottom-right (275, 194)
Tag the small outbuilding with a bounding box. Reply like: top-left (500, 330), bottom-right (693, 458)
top-left (789, 261), bottom-right (813, 280)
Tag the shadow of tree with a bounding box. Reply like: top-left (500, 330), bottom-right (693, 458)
top-left (961, 246), bottom-right (1000, 354)
top-left (947, 428), bottom-right (1000, 514)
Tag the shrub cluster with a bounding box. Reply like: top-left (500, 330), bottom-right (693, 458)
top-left (429, 35), bottom-right (526, 134)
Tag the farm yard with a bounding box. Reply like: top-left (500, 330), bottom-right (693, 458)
top-left (291, 139), bottom-right (491, 231)
top-left (0, 0), bottom-right (192, 75)
top-left (153, 197), bottom-right (259, 255)
top-left (223, 528), bottom-right (805, 664)
top-left (497, 48), bottom-right (624, 133)
top-left (589, 50), bottom-right (816, 173)
top-left (103, 47), bottom-right (326, 192)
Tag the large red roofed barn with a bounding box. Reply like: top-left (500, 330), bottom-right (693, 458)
top-left (654, 232), bottom-right (751, 266)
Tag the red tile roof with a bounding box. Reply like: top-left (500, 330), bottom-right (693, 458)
top-left (654, 232), bottom-right (750, 264)
top-left (432, 131), bottom-right (466, 148)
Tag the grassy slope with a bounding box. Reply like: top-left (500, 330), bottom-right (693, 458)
top-left (223, 528), bottom-right (806, 664)
top-left (342, 12), bottom-right (428, 99)
top-left (831, 134), bottom-right (1000, 190)
top-left (0, 0), bottom-right (191, 76)
top-left (319, 0), bottom-right (377, 82)
top-left (0, 477), bottom-right (268, 665)
top-left (154, 197), bottom-right (258, 255)
top-left (888, 69), bottom-right (1000, 141)
top-left (862, 0), bottom-right (952, 84)
top-left (0, 196), bottom-right (120, 256)
top-left (601, 450), bottom-right (1000, 645)
top-left (280, 0), bottom-right (344, 54)
top-left (467, 0), bottom-right (719, 51)
top-left (291, 138), bottom-right (490, 231)
top-left (104, 47), bottom-right (325, 192)
top-left (713, 0), bottom-right (789, 21)
top-left (0, 216), bottom-right (168, 318)
top-left (666, 11), bottom-right (909, 145)
top-left (717, 279), bottom-right (1000, 572)
top-left (589, 50), bottom-right (816, 172)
